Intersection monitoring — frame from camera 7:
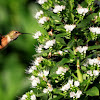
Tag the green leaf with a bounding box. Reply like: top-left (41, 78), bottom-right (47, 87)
top-left (37, 93), bottom-right (48, 97)
top-left (86, 87), bottom-right (99, 96)
top-left (85, 0), bottom-right (95, 5)
top-left (46, 11), bottom-right (61, 22)
top-left (77, 13), bottom-right (97, 28)
top-left (52, 14), bottom-right (61, 22)
top-left (33, 50), bottom-right (50, 57)
top-left (55, 25), bottom-right (65, 31)
top-left (56, 37), bottom-right (66, 45)
top-left (81, 79), bottom-right (88, 86)
top-left (81, 66), bottom-right (87, 71)
top-left (49, 65), bottom-right (58, 77)
top-left (53, 89), bottom-right (62, 94)
top-left (56, 33), bottom-right (67, 38)
top-left (88, 45), bottom-right (100, 50)
top-left (56, 58), bottom-right (69, 66)
top-left (51, 95), bottom-right (63, 100)
top-left (67, 39), bottom-right (74, 48)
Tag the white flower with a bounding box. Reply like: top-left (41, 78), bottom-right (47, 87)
top-left (74, 81), bottom-right (80, 87)
top-left (43, 70), bottom-right (49, 76)
top-left (30, 90), bottom-right (33, 93)
top-left (31, 81), bottom-right (38, 87)
top-left (44, 39), bottom-right (55, 49)
top-left (93, 58), bottom-right (99, 65)
top-left (21, 94), bottom-right (27, 100)
top-left (43, 88), bottom-right (48, 93)
top-left (48, 86), bottom-right (53, 92)
top-left (88, 58), bottom-right (99, 65)
top-left (38, 70), bottom-right (49, 77)
top-left (34, 56), bottom-right (43, 66)
top-left (37, 0), bottom-right (47, 4)
top-left (33, 31), bottom-right (42, 39)
top-left (38, 17), bottom-right (49, 24)
top-left (75, 90), bottom-right (82, 98)
top-left (36, 45), bottom-right (43, 53)
top-left (28, 66), bottom-right (37, 74)
top-left (68, 79), bottom-right (73, 86)
top-left (35, 10), bottom-right (43, 19)
top-left (76, 46), bottom-right (88, 53)
top-left (30, 76), bottom-right (40, 87)
top-left (82, 46), bottom-right (88, 53)
top-left (64, 50), bottom-right (68, 52)
top-left (38, 72), bottom-right (43, 77)
top-left (53, 5), bottom-right (65, 13)
top-left (56, 66), bottom-right (68, 75)
top-left (77, 5), bottom-right (88, 15)
top-left (87, 70), bottom-right (93, 76)
top-left (89, 27), bottom-right (100, 34)
top-left (88, 59), bottom-right (94, 65)
top-left (60, 83), bottom-right (70, 91)
top-left (93, 70), bottom-right (99, 76)
top-left (58, 50), bottom-right (63, 55)
top-left (43, 83), bottom-right (53, 93)
top-left (64, 24), bottom-right (76, 32)
top-left (70, 92), bottom-right (76, 98)
top-left (31, 94), bottom-right (36, 100)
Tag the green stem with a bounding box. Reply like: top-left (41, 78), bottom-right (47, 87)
top-left (84, 77), bottom-right (92, 91)
top-left (72, 73), bottom-right (78, 80)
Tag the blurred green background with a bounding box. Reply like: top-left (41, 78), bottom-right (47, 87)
top-left (0, 0), bottom-right (45, 100)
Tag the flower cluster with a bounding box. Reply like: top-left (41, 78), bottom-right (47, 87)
top-left (70, 90), bottom-right (82, 99)
top-left (33, 31), bottom-right (42, 39)
top-left (21, 94), bottom-right (27, 100)
top-left (38, 70), bottom-right (49, 77)
top-left (60, 79), bottom-right (80, 91)
top-left (27, 65), bottom-right (37, 74)
top-left (60, 79), bottom-right (82, 99)
top-left (64, 24), bottom-right (76, 33)
top-left (77, 4), bottom-right (88, 15)
top-left (89, 27), bottom-right (100, 34)
top-left (53, 5), bottom-right (65, 13)
top-left (21, 90), bottom-right (36, 100)
top-left (33, 56), bottom-right (43, 66)
top-left (87, 70), bottom-right (99, 76)
top-left (38, 16), bottom-right (49, 24)
top-left (84, 58), bottom-right (100, 67)
top-left (44, 39), bottom-right (55, 49)
top-left (37, 0), bottom-right (47, 5)
top-left (36, 44), bottom-right (43, 53)
top-left (35, 10), bottom-right (49, 24)
top-left (30, 75), bottom-right (40, 87)
top-left (43, 83), bottom-right (53, 93)
top-left (76, 46), bottom-right (88, 54)
top-left (21, 0), bottom-right (100, 100)
top-left (56, 66), bottom-right (69, 75)
top-left (35, 10), bottom-right (43, 19)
